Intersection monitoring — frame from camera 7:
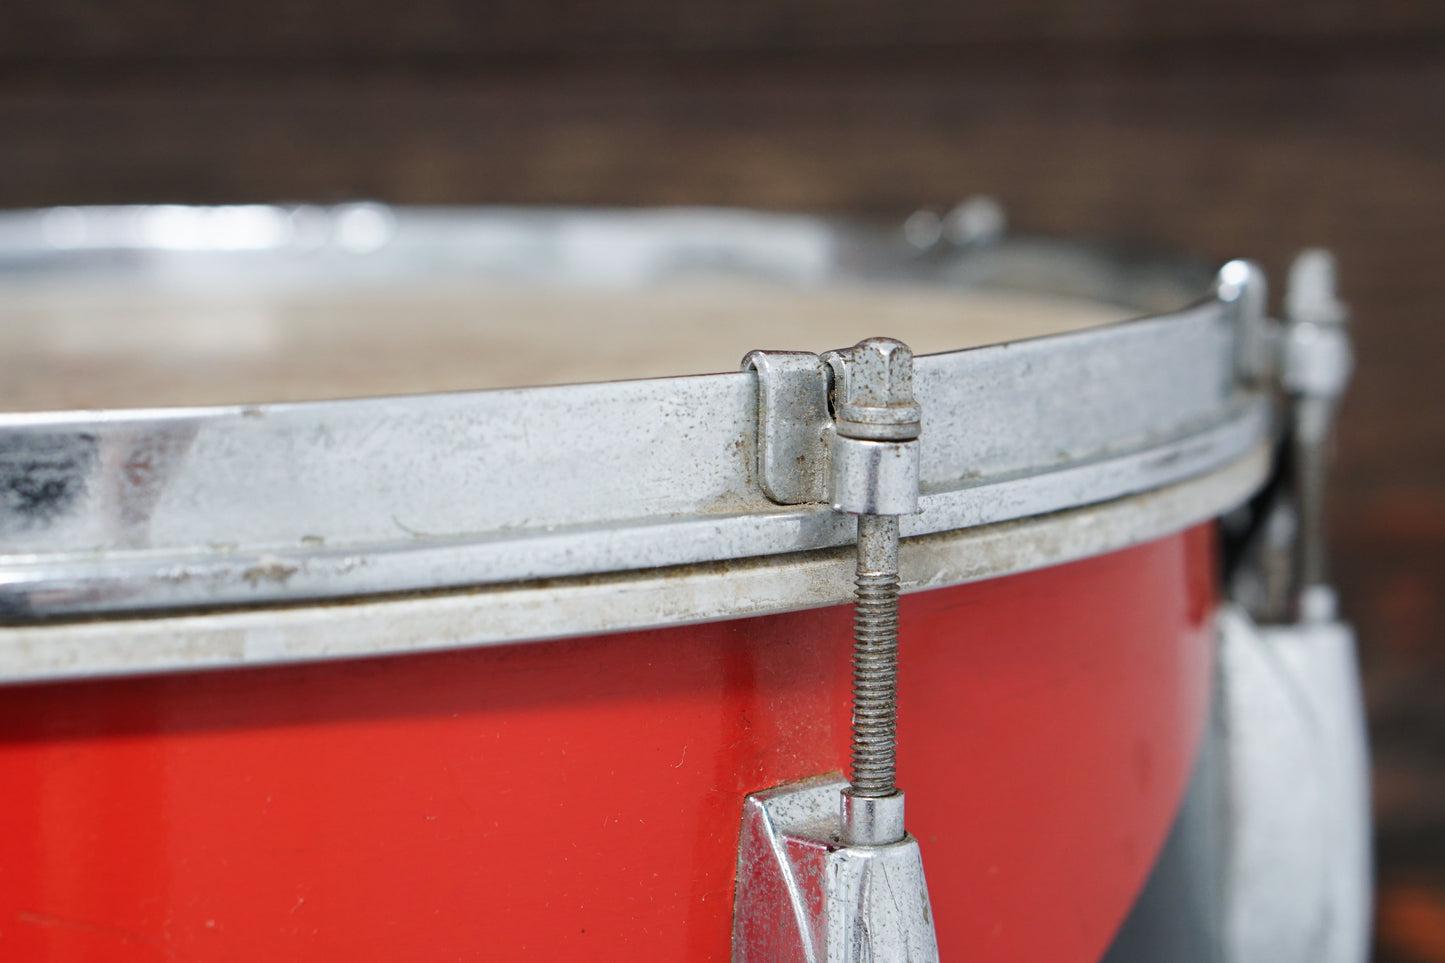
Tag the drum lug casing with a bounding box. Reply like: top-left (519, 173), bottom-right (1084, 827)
top-left (732, 777), bottom-right (937, 963)
top-left (735, 340), bottom-right (936, 961)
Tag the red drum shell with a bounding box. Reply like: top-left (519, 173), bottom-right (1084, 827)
top-left (0, 525), bottom-right (1215, 962)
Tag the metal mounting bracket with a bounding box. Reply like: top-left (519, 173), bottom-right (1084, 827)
top-left (742, 350), bottom-right (834, 505)
top-left (731, 775), bottom-right (940, 963)
top-left (1225, 249), bottom-right (1353, 624)
top-left (735, 339), bottom-right (933, 962)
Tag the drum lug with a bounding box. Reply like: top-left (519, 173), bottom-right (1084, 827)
top-left (1225, 250), bottom-right (1354, 624)
top-left (731, 775), bottom-right (940, 963)
top-left (741, 338), bottom-right (922, 513)
top-left (735, 341), bottom-right (934, 960)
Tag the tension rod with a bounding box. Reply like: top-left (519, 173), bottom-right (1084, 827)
top-left (822, 337), bottom-right (922, 846)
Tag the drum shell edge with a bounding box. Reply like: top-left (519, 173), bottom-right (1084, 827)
top-left (0, 524), bottom-right (1218, 963)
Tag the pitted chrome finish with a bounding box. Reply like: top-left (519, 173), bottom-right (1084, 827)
top-left (0, 446), bottom-right (1271, 683)
top-left (823, 339), bottom-right (922, 843)
top-left (741, 351), bottom-right (833, 505)
top-left (839, 786), bottom-right (907, 848)
top-left (732, 776), bottom-right (939, 963)
top-left (846, 515), bottom-right (904, 806)
top-left (0, 206), bottom-right (1269, 619)
top-left (822, 338), bottom-right (922, 444)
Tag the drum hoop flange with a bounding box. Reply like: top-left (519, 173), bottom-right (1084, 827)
top-left (0, 206), bottom-right (1269, 620)
top-left (0, 443), bottom-right (1269, 683)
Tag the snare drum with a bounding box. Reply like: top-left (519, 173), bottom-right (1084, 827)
top-left (0, 205), bottom-right (1370, 962)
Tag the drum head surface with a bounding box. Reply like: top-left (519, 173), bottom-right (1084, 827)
top-left (0, 274), bottom-right (1128, 410)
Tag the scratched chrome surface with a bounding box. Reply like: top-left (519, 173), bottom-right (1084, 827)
top-left (0, 205), bottom-right (1265, 619)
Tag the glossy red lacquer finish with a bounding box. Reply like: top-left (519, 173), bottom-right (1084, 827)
top-left (0, 526), bottom-right (1216, 962)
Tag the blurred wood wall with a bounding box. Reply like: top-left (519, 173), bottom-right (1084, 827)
top-left (1, 4), bottom-right (1443, 959)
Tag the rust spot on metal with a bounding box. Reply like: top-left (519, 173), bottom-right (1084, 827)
top-left (242, 556), bottom-right (299, 587)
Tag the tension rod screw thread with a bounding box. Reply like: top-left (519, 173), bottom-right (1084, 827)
top-left (849, 525), bottom-right (901, 797)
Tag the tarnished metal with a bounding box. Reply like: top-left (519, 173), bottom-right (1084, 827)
top-left (822, 339), bottom-right (923, 844)
top-left (838, 788), bottom-right (907, 849)
top-left (742, 351), bottom-right (833, 505)
top-left (824, 337), bottom-right (922, 520)
top-left (822, 339), bottom-right (922, 444)
top-left (846, 514), bottom-right (905, 810)
top-left (0, 206), bottom-right (1264, 619)
top-left (732, 776), bottom-right (939, 963)
top-left (0, 445), bottom-right (1270, 682)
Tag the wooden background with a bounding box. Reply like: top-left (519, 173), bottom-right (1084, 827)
top-left (1, 4), bottom-right (1442, 958)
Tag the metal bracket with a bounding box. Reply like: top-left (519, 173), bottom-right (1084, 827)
top-left (732, 776), bottom-right (940, 963)
top-left (1216, 258), bottom-right (1274, 386)
top-left (1226, 249), bottom-right (1353, 624)
top-left (742, 350), bottom-right (834, 505)
top-left (742, 342), bottom-right (923, 513)
top-left (734, 342), bottom-right (933, 960)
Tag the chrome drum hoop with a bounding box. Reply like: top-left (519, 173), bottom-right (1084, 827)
top-left (0, 205), bottom-right (1273, 621)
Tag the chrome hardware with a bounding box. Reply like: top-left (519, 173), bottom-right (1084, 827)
top-left (1226, 249), bottom-right (1353, 624)
top-left (742, 350), bottom-right (833, 506)
top-left (1281, 250), bottom-right (1353, 621)
top-left (732, 776), bottom-right (939, 963)
top-left (3, 207), bottom-right (1271, 631)
top-left (904, 196), bottom-right (1007, 251)
top-left (823, 338), bottom-right (921, 840)
top-left (743, 337), bottom-right (923, 517)
top-left (734, 339), bottom-right (934, 958)
top-left (1215, 250), bottom-right (1369, 962)
top-left (1216, 258), bottom-right (1273, 386)
top-left (842, 513), bottom-right (905, 813)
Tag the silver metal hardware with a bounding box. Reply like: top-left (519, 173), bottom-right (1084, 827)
top-left (732, 340), bottom-right (930, 944)
top-left (1282, 250), bottom-right (1352, 619)
top-left (843, 512), bottom-right (905, 822)
top-left (839, 786), bottom-right (907, 848)
top-left (742, 351), bottom-right (833, 505)
top-left (1216, 258), bottom-right (1273, 385)
top-left (732, 776), bottom-right (939, 963)
top-left (1229, 248), bottom-right (1352, 624)
top-left (0, 206), bottom-right (1270, 620)
top-left (943, 195), bottom-right (1007, 247)
top-left (902, 209), bottom-right (944, 249)
top-left (1214, 252), bottom-right (1369, 963)
top-left (744, 337), bottom-right (923, 516)
top-left (0, 445), bottom-right (1270, 682)
top-left (824, 339), bottom-right (921, 844)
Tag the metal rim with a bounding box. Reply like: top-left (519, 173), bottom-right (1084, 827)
top-left (0, 444), bottom-right (1267, 683)
top-left (0, 204), bottom-right (1268, 621)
